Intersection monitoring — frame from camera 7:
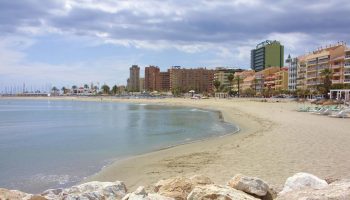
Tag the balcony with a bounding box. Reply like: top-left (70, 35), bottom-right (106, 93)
top-left (345, 55), bottom-right (350, 59)
top-left (332, 64), bottom-right (342, 69)
top-left (307, 67), bottom-right (317, 72)
top-left (332, 80), bottom-right (341, 84)
top-left (344, 70), bottom-right (350, 75)
top-left (344, 79), bottom-right (350, 83)
top-left (345, 63), bottom-right (350, 68)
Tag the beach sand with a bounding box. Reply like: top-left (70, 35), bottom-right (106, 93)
top-left (80, 97), bottom-right (350, 190)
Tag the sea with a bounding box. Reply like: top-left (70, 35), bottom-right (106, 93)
top-left (0, 98), bottom-right (238, 193)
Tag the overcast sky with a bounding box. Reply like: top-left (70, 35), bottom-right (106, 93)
top-left (1, 0), bottom-right (350, 90)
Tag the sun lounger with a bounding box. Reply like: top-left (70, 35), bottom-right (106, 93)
top-left (329, 108), bottom-right (350, 118)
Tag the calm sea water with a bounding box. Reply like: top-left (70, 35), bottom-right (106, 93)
top-left (0, 99), bottom-right (238, 193)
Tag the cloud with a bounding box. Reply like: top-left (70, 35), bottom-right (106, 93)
top-left (0, 0), bottom-right (350, 89)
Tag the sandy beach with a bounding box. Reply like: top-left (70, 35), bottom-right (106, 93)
top-left (2, 96), bottom-right (350, 191)
top-left (75, 97), bottom-right (350, 190)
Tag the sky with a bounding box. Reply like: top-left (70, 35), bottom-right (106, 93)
top-left (1, 0), bottom-right (350, 91)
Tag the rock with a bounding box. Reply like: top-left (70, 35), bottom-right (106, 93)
top-left (122, 186), bottom-right (174, 200)
top-left (279, 172), bottom-right (328, 195)
top-left (0, 188), bottom-right (33, 200)
top-left (227, 174), bottom-right (269, 196)
top-left (153, 175), bottom-right (213, 199)
top-left (189, 175), bottom-right (213, 186)
top-left (187, 184), bottom-right (259, 200)
top-left (154, 177), bottom-right (193, 200)
top-left (28, 195), bottom-right (48, 200)
top-left (41, 181), bottom-right (127, 200)
top-left (41, 188), bottom-right (63, 200)
top-left (276, 179), bottom-right (350, 200)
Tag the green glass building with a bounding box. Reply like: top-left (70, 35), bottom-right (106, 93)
top-left (251, 40), bottom-right (284, 72)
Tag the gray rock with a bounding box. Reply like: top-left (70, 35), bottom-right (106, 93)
top-left (276, 179), bottom-right (350, 200)
top-left (187, 184), bottom-right (259, 200)
top-left (123, 186), bottom-right (174, 200)
top-left (227, 174), bottom-right (269, 196)
top-left (279, 172), bottom-right (328, 195)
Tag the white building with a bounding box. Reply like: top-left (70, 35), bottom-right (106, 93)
top-left (286, 55), bottom-right (298, 91)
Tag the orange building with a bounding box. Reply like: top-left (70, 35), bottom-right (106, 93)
top-left (169, 66), bottom-right (216, 93)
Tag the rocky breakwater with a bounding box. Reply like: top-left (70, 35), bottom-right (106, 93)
top-left (1, 172), bottom-right (350, 200)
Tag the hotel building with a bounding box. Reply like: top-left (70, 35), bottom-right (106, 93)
top-left (127, 65), bottom-right (140, 92)
top-left (251, 40), bottom-right (284, 72)
top-left (296, 55), bottom-right (307, 90)
top-left (169, 66), bottom-right (216, 93)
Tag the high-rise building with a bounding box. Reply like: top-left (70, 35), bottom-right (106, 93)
top-left (139, 78), bottom-right (145, 92)
top-left (158, 71), bottom-right (170, 91)
top-left (127, 65), bottom-right (140, 92)
top-left (145, 65), bottom-right (160, 92)
top-left (144, 66), bottom-right (170, 92)
top-left (251, 40), bottom-right (284, 72)
top-left (286, 55), bottom-right (298, 91)
top-left (169, 66), bottom-right (216, 93)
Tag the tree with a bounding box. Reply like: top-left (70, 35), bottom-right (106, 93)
top-left (233, 75), bottom-right (243, 97)
top-left (320, 69), bottom-right (333, 99)
top-left (111, 85), bottom-right (118, 95)
top-left (171, 87), bottom-right (181, 97)
top-left (101, 84), bottom-right (110, 95)
top-left (72, 85), bottom-right (77, 94)
top-left (213, 80), bottom-right (221, 92)
top-left (61, 87), bottom-right (67, 94)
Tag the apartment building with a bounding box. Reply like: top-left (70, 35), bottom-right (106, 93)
top-left (242, 75), bottom-right (256, 91)
top-left (305, 44), bottom-right (346, 90)
top-left (145, 65), bottom-right (160, 92)
top-left (169, 66), bottom-right (216, 93)
top-left (214, 67), bottom-right (243, 87)
top-left (254, 67), bottom-right (280, 93)
top-left (296, 55), bottom-right (307, 90)
top-left (275, 67), bottom-right (289, 91)
top-left (286, 55), bottom-right (298, 91)
top-left (127, 65), bottom-right (140, 92)
top-left (344, 48), bottom-right (350, 84)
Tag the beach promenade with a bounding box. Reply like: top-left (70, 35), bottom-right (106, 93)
top-left (80, 97), bottom-right (350, 191)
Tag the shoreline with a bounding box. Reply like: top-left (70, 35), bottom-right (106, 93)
top-left (2, 96), bottom-right (350, 193)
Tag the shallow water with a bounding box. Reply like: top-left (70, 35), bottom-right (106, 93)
top-left (0, 99), bottom-right (238, 193)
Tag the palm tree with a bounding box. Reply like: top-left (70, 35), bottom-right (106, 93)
top-left (320, 69), bottom-right (333, 99)
top-left (234, 75), bottom-right (242, 97)
top-left (111, 85), bottom-right (118, 95)
top-left (101, 84), bottom-right (110, 95)
top-left (61, 87), bottom-right (67, 94)
top-left (213, 80), bottom-right (221, 92)
top-left (72, 85), bottom-right (77, 94)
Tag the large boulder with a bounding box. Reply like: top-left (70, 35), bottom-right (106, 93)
top-left (276, 179), bottom-right (350, 200)
top-left (41, 181), bottom-right (127, 200)
top-left (279, 172), bottom-right (328, 195)
top-left (122, 186), bottom-right (174, 200)
top-left (227, 174), bottom-right (269, 196)
top-left (187, 184), bottom-right (259, 200)
top-left (0, 188), bottom-right (33, 200)
top-left (154, 175), bottom-right (213, 200)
